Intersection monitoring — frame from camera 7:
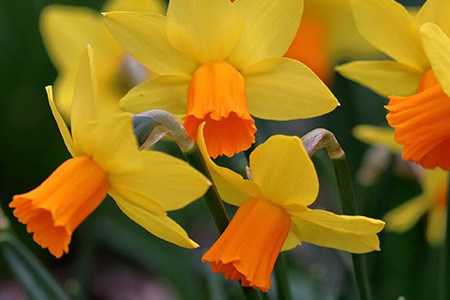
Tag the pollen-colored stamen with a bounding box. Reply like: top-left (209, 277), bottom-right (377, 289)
top-left (9, 156), bottom-right (109, 258)
top-left (202, 198), bottom-right (291, 292)
top-left (183, 61), bottom-right (256, 158)
top-left (386, 69), bottom-right (450, 169)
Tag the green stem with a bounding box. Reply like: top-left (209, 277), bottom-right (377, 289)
top-left (274, 252), bottom-right (292, 300)
top-left (332, 157), bottom-right (372, 300)
top-left (182, 144), bottom-right (230, 233)
top-left (441, 172), bottom-right (450, 300)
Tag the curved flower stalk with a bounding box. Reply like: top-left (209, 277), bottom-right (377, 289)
top-left (285, 0), bottom-right (381, 85)
top-left (196, 124), bottom-right (384, 292)
top-left (337, 0), bottom-right (450, 170)
top-left (40, 0), bottom-right (166, 121)
top-left (9, 47), bottom-right (210, 258)
top-left (355, 125), bottom-right (448, 246)
top-left (103, 0), bottom-right (339, 159)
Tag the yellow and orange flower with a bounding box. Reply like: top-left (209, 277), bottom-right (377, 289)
top-left (9, 47), bottom-right (210, 258)
top-left (337, 0), bottom-right (450, 170)
top-left (197, 125), bottom-right (384, 292)
top-left (103, 0), bottom-right (338, 158)
top-left (40, 0), bottom-right (166, 121)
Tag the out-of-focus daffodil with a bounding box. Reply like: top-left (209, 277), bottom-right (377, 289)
top-left (40, 0), bottom-right (166, 121)
top-left (355, 125), bottom-right (447, 246)
top-left (197, 124), bottom-right (384, 292)
top-left (9, 47), bottom-right (210, 258)
top-left (285, 0), bottom-right (381, 84)
top-left (337, 0), bottom-right (450, 170)
top-left (103, 0), bottom-right (339, 159)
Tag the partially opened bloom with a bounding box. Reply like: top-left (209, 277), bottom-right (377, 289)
top-left (197, 125), bottom-right (384, 292)
top-left (337, 0), bottom-right (450, 170)
top-left (40, 0), bottom-right (166, 121)
top-left (354, 125), bottom-right (447, 246)
top-left (103, 0), bottom-right (338, 158)
top-left (9, 47), bottom-right (210, 258)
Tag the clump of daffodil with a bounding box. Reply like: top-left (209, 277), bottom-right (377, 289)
top-left (103, 0), bottom-right (339, 159)
top-left (355, 125), bottom-right (447, 246)
top-left (285, 0), bottom-right (381, 85)
top-left (9, 47), bottom-right (210, 258)
top-left (40, 0), bottom-right (166, 121)
top-left (195, 124), bottom-right (384, 292)
top-left (337, 0), bottom-right (450, 170)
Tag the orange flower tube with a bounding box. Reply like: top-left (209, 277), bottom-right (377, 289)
top-left (202, 198), bottom-right (291, 292)
top-left (10, 156), bottom-right (109, 258)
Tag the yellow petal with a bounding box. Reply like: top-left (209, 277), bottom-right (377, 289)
top-left (103, 12), bottom-right (198, 76)
top-left (426, 206), bottom-right (446, 246)
top-left (243, 58), bottom-right (338, 120)
top-left (228, 0), bottom-right (303, 69)
top-left (166, 0), bottom-right (242, 64)
top-left (336, 61), bottom-right (422, 97)
top-left (420, 23), bottom-right (450, 96)
top-left (114, 199), bottom-right (199, 248)
top-left (120, 75), bottom-right (190, 114)
top-left (353, 125), bottom-right (402, 152)
top-left (383, 196), bottom-right (431, 232)
top-left (103, 0), bottom-right (166, 13)
top-left (196, 123), bottom-right (260, 206)
top-left (349, 0), bottom-right (428, 70)
top-left (423, 168), bottom-right (448, 197)
top-left (281, 228), bottom-right (302, 252)
top-left (415, 0), bottom-right (450, 35)
top-left (109, 150), bottom-right (210, 211)
top-left (45, 86), bottom-right (77, 157)
top-left (294, 209), bottom-right (385, 253)
top-left (250, 135), bottom-right (319, 208)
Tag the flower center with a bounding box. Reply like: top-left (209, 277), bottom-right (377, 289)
top-left (202, 198), bottom-right (291, 292)
top-left (183, 61), bottom-right (256, 158)
top-left (9, 156), bottom-right (109, 258)
top-left (386, 69), bottom-right (450, 169)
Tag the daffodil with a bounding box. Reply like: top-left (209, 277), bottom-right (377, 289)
top-left (354, 125), bottom-right (447, 246)
top-left (9, 47), bottom-right (210, 258)
top-left (40, 0), bottom-right (166, 121)
top-left (337, 0), bottom-right (450, 170)
top-left (196, 124), bottom-right (384, 292)
top-left (285, 0), bottom-right (381, 84)
top-left (103, 0), bottom-right (338, 159)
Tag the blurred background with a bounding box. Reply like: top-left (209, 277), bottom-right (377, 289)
top-left (0, 0), bottom-right (436, 299)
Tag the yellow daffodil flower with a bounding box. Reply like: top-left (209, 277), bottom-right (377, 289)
top-left (196, 124), bottom-right (384, 292)
top-left (40, 0), bottom-right (166, 121)
top-left (9, 47), bottom-right (210, 258)
top-left (103, 0), bottom-right (339, 159)
top-left (355, 124), bottom-right (447, 246)
top-left (285, 0), bottom-right (381, 85)
top-left (336, 0), bottom-right (450, 170)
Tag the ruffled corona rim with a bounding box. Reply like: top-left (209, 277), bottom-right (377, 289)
top-left (202, 198), bottom-right (291, 292)
top-left (183, 61), bottom-right (256, 158)
top-left (386, 69), bottom-right (450, 169)
top-left (9, 156), bottom-right (109, 258)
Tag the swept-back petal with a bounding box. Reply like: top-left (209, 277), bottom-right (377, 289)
top-left (281, 229), bottom-right (301, 252)
top-left (420, 23), bottom-right (450, 97)
top-left (228, 0), bottom-right (303, 70)
top-left (349, 0), bottom-right (428, 70)
top-left (120, 75), bottom-right (190, 114)
top-left (196, 124), bottom-right (260, 206)
top-left (294, 209), bottom-right (385, 253)
top-left (46, 86), bottom-right (77, 156)
top-left (415, 0), bottom-right (450, 35)
top-left (103, 12), bottom-right (198, 76)
top-left (383, 196), bottom-right (431, 232)
top-left (250, 135), bottom-right (319, 208)
top-left (353, 125), bottom-right (402, 152)
top-left (426, 206), bottom-right (446, 246)
top-left (114, 198), bottom-right (199, 248)
top-left (243, 58), bottom-right (338, 120)
top-left (103, 0), bottom-right (166, 13)
top-left (166, 0), bottom-right (242, 64)
top-left (336, 60), bottom-right (423, 97)
top-left (109, 150), bottom-right (210, 211)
